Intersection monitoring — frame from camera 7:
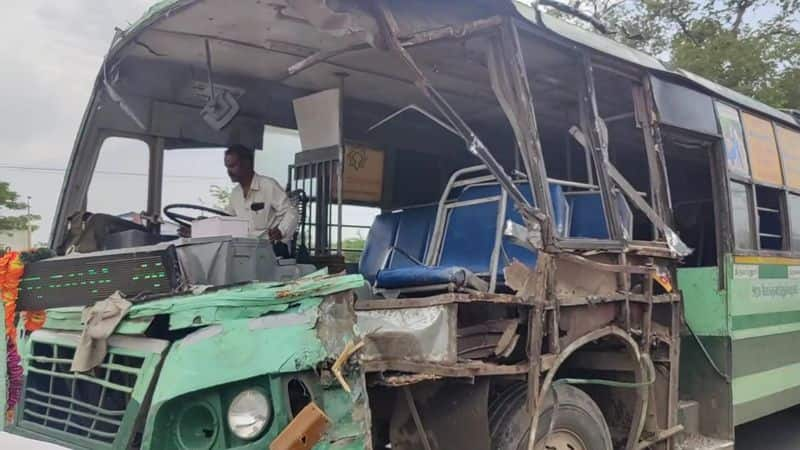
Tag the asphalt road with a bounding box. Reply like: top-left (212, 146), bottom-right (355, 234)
top-left (3, 405), bottom-right (800, 449)
top-left (735, 405), bottom-right (800, 449)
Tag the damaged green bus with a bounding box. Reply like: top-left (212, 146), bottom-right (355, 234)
top-left (3, 1), bottom-right (800, 449)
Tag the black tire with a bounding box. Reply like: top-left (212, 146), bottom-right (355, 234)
top-left (489, 382), bottom-right (613, 450)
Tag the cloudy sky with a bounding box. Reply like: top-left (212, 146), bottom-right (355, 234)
top-left (0, 1), bottom-right (317, 245)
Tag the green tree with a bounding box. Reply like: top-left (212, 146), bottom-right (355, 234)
top-left (0, 181), bottom-right (39, 231)
top-left (208, 185), bottom-right (231, 210)
top-left (341, 236), bottom-right (366, 264)
top-left (542, 0), bottom-right (800, 108)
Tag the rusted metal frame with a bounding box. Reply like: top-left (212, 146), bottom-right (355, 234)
top-left (557, 252), bottom-right (651, 274)
top-left (371, 1), bottom-right (535, 220)
top-left (525, 301), bottom-right (546, 450)
top-left (619, 252), bottom-right (632, 332)
top-left (556, 293), bottom-right (677, 307)
top-left (287, 15), bottom-right (504, 77)
top-left (643, 258), bottom-right (655, 351)
top-left (548, 299), bottom-right (561, 354)
top-left (633, 83), bottom-right (666, 239)
top-left (493, 19), bottom-right (556, 245)
top-left (354, 292), bottom-right (531, 310)
top-left (641, 76), bottom-right (675, 226)
top-left (361, 360), bottom-right (529, 377)
top-left (577, 53), bottom-right (625, 243)
top-left (555, 238), bottom-right (626, 251)
top-left (666, 299), bottom-right (682, 449)
top-left (519, 256), bottom-right (554, 450)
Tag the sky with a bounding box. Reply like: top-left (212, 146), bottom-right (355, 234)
top-left (0, 1), bottom-right (156, 244)
top-left (0, 1), bottom-right (376, 246)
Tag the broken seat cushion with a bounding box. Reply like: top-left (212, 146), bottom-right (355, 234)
top-left (374, 265), bottom-right (469, 290)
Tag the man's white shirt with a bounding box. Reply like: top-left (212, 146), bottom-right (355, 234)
top-left (225, 173), bottom-right (299, 242)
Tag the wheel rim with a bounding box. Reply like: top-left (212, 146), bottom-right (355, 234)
top-left (533, 429), bottom-right (587, 450)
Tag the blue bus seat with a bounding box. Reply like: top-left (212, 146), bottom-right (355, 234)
top-left (359, 205), bottom-right (436, 283)
top-left (566, 191), bottom-right (632, 239)
top-left (374, 182), bottom-right (568, 291)
top-left (359, 212), bottom-right (400, 283)
top-left (388, 205), bottom-right (437, 270)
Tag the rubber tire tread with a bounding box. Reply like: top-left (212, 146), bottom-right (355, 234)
top-left (489, 382), bottom-right (613, 450)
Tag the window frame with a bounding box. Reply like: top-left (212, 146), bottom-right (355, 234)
top-left (716, 101), bottom-right (800, 256)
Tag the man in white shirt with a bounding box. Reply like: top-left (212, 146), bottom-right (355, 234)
top-left (223, 145), bottom-right (299, 246)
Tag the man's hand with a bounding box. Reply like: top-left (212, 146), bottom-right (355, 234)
top-left (267, 227), bottom-right (283, 242)
top-left (178, 225), bottom-right (191, 238)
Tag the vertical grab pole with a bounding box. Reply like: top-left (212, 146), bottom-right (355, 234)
top-left (336, 76), bottom-right (347, 256)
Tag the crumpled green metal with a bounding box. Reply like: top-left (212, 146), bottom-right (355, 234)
top-left (43, 272), bottom-right (366, 332)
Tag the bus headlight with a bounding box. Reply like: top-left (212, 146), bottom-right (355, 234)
top-left (227, 388), bottom-right (271, 440)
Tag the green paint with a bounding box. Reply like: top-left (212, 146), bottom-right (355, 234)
top-left (147, 303), bottom-right (324, 409)
top-left (734, 384), bottom-right (800, 426)
top-left (44, 308), bottom-right (154, 335)
top-left (733, 361), bottom-right (800, 407)
top-left (732, 330), bottom-right (800, 378)
top-left (758, 264), bottom-right (789, 279)
top-left (10, 271), bottom-right (369, 448)
top-left (13, 331), bottom-right (162, 449)
top-left (41, 274), bottom-right (365, 333)
top-left (731, 310), bottom-right (800, 331)
top-left (678, 266), bottom-right (728, 335)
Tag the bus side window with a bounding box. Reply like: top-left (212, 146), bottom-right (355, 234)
top-left (755, 186), bottom-right (785, 250)
top-left (788, 194), bottom-right (800, 251)
top-left (730, 181), bottom-right (755, 250)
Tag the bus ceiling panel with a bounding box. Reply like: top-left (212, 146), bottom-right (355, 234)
top-left (127, 29), bottom-right (305, 84)
top-left (147, 0), bottom-right (368, 55)
top-left (281, 62), bottom-right (500, 124)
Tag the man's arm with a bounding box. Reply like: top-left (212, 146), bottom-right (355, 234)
top-left (268, 181), bottom-right (299, 242)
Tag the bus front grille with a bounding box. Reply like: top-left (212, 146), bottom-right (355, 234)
top-left (20, 338), bottom-right (145, 446)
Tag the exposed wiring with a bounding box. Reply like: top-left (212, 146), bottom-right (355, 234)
top-left (685, 321), bottom-right (731, 383)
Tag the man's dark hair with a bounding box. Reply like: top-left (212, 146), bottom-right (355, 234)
top-left (225, 145), bottom-right (255, 165)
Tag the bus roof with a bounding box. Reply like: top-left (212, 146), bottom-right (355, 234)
top-left (115, 0), bottom-right (798, 130)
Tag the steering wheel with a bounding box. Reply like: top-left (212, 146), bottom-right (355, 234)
top-left (163, 203), bottom-right (231, 228)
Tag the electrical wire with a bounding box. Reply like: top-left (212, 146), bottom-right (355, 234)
top-left (0, 164), bottom-right (227, 180)
top-left (685, 321), bottom-right (731, 383)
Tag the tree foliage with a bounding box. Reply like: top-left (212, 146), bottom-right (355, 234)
top-left (544, 0), bottom-right (800, 108)
top-left (208, 185), bottom-right (231, 211)
top-left (0, 181), bottom-right (39, 231)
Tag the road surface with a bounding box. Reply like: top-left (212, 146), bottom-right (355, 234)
top-left (2, 405), bottom-right (800, 449)
top-left (735, 404), bottom-right (800, 449)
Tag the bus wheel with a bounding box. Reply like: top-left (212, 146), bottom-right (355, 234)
top-left (489, 382), bottom-right (613, 450)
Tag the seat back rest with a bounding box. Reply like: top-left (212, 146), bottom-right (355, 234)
top-left (437, 182), bottom-right (569, 275)
top-left (566, 191), bottom-right (633, 239)
top-left (388, 205), bottom-right (437, 270)
top-left (438, 185), bottom-right (504, 275)
top-left (566, 192), bottom-right (608, 238)
top-left (359, 212), bottom-right (400, 282)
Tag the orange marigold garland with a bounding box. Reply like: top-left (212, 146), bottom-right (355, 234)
top-left (1, 251), bottom-right (45, 422)
top-left (1, 251), bottom-right (23, 421)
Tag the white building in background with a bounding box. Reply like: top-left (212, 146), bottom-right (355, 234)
top-left (0, 229), bottom-right (29, 251)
